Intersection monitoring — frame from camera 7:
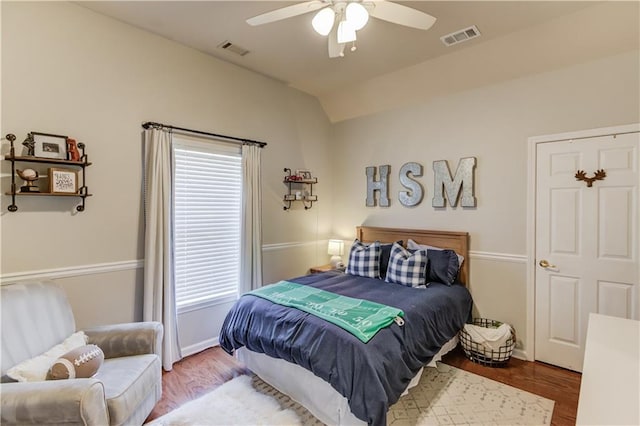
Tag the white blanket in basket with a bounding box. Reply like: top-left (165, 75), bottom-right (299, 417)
top-left (464, 323), bottom-right (512, 352)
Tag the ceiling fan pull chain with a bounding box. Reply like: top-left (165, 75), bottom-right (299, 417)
top-left (351, 41), bottom-right (357, 52)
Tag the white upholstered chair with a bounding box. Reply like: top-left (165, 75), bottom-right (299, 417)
top-left (1, 281), bottom-right (163, 426)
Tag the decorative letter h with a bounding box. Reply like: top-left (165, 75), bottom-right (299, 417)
top-left (366, 165), bottom-right (390, 207)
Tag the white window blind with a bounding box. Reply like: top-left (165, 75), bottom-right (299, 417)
top-left (173, 136), bottom-right (242, 311)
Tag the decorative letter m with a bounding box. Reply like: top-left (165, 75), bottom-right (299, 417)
top-left (432, 157), bottom-right (477, 208)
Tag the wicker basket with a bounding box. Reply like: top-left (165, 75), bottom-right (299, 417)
top-left (459, 318), bottom-right (516, 367)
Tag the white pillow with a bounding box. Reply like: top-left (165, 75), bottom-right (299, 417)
top-left (7, 331), bottom-right (88, 382)
top-left (407, 239), bottom-right (465, 266)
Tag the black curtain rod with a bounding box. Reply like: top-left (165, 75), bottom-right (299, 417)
top-left (142, 121), bottom-right (267, 148)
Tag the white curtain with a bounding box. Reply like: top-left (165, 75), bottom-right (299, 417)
top-left (240, 144), bottom-right (263, 293)
top-left (143, 128), bottom-right (182, 371)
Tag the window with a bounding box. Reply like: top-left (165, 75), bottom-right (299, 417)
top-left (173, 136), bottom-right (242, 312)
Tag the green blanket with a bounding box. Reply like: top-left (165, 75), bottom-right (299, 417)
top-left (248, 281), bottom-right (404, 343)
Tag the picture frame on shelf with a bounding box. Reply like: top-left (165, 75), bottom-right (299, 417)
top-left (32, 132), bottom-right (68, 160)
top-left (296, 169), bottom-right (312, 180)
top-left (49, 167), bottom-right (78, 194)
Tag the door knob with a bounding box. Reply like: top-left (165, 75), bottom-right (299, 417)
top-left (539, 259), bottom-right (556, 268)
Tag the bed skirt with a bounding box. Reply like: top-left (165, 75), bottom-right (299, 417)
top-left (237, 335), bottom-right (459, 425)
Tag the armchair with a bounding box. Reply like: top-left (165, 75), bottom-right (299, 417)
top-left (1, 281), bottom-right (163, 426)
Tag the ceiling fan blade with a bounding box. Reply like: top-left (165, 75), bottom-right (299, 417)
top-left (367, 1), bottom-right (436, 30)
top-left (247, 1), bottom-right (325, 26)
top-left (328, 23), bottom-right (345, 58)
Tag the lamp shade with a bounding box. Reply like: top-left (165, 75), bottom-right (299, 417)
top-left (312, 7), bottom-right (336, 36)
top-left (327, 239), bottom-right (344, 256)
top-left (328, 239), bottom-right (344, 268)
top-left (337, 20), bottom-right (357, 43)
top-left (345, 2), bottom-right (369, 31)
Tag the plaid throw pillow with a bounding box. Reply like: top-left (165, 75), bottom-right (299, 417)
top-left (385, 243), bottom-right (428, 287)
top-left (345, 239), bottom-right (381, 279)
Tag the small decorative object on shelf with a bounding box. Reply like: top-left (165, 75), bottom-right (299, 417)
top-left (16, 168), bottom-right (40, 193)
top-left (49, 168), bottom-right (78, 194)
top-left (283, 167), bottom-right (317, 210)
top-left (3, 132), bottom-right (93, 212)
top-left (32, 132), bottom-right (68, 160)
top-left (22, 134), bottom-right (35, 156)
top-left (296, 169), bottom-right (312, 180)
top-left (66, 138), bottom-right (81, 161)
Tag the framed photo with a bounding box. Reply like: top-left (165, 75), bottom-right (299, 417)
top-left (32, 132), bottom-right (68, 160)
top-left (296, 169), bottom-right (312, 180)
top-left (49, 168), bottom-right (78, 194)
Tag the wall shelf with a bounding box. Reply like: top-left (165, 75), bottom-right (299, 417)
top-left (4, 156), bottom-right (92, 167)
top-left (3, 133), bottom-right (93, 212)
top-left (4, 192), bottom-right (93, 198)
top-left (283, 167), bottom-right (317, 210)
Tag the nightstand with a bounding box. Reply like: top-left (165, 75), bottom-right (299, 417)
top-left (309, 264), bottom-right (334, 274)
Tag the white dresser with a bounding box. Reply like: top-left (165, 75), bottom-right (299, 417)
top-left (576, 313), bottom-right (639, 425)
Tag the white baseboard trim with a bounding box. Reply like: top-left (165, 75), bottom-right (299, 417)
top-left (0, 260), bottom-right (144, 284)
top-left (181, 337), bottom-right (219, 358)
top-left (469, 251), bottom-right (527, 263)
top-left (512, 348), bottom-right (529, 361)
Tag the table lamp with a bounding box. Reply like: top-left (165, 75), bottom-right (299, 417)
top-left (328, 239), bottom-right (344, 268)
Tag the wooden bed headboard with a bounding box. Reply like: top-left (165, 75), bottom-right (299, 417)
top-left (356, 226), bottom-right (470, 285)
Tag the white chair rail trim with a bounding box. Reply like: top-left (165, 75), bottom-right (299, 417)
top-left (468, 251), bottom-right (526, 263)
top-left (0, 248), bottom-right (525, 283)
top-left (262, 240), bottom-right (325, 252)
top-left (0, 260), bottom-right (144, 284)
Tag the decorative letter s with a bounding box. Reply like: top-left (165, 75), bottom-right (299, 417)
top-left (398, 162), bottom-right (424, 207)
top-left (432, 157), bottom-right (476, 207)
top-left (366, 165), bottom-right (390, 207)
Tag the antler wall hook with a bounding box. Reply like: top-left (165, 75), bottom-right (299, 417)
top-left (575, 169), bottom-right (606, 187)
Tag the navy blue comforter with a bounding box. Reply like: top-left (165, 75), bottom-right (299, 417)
top-left (219, 271), bottom-right (472, 425)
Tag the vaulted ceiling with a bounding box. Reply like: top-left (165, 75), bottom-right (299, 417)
top-left (78, 1), bottom-right (639, 121)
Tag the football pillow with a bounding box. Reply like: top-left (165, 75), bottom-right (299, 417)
top-left (46, 344), bottom-right (104, 380)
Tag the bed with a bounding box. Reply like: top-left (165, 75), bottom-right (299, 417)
top-left (220, 226), bottom-right (473, 425)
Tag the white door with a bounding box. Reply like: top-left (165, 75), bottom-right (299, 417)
top-left (535, 130), bottom-right (639, 372)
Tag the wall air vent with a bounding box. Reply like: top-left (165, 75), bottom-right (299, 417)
top-left (217, 40), bottom-right (250, 57)
top-left (440, 25), bottom-right (481, 47)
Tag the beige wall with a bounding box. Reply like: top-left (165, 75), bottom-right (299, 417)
top-left (329, 50), bottom-right (640, 355)
top-left (2, 1), bottom-right (639, 359)
top-left (319, 2), bottom-right (640, 123)
top-left (0, 2), bottom-right (333, 344)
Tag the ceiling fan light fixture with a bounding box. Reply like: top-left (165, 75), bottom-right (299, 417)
top-left (312, 7), bottom-right (335, 36)
top-left (345, 2), bottom-right (369, 31)
top-left (245, 0), bottom-right (437, 59)
top-left (337, 20), bottom-right (357, 43)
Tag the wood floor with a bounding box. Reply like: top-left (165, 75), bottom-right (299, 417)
top-left (443, 347), bottom-right (581, 425)
top-left (145, 346), bottom-right (581, 425)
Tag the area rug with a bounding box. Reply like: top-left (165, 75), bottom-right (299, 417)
top-left (147, 375), bottom-right (301, 425)
top-left (253, 363), bottom-right (555, 426)
top-left (150, 363), bottom-right (554, 425)
top-left (387, 364), bottom-right (555, 425)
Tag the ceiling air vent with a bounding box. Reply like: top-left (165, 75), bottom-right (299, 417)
top-left (440, 25), bottom-right (481, 47)
top-left (217, 40), bottom-right (250, 57)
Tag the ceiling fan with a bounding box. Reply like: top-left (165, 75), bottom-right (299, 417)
top-left (246, 0), bottom-right (436, 58)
